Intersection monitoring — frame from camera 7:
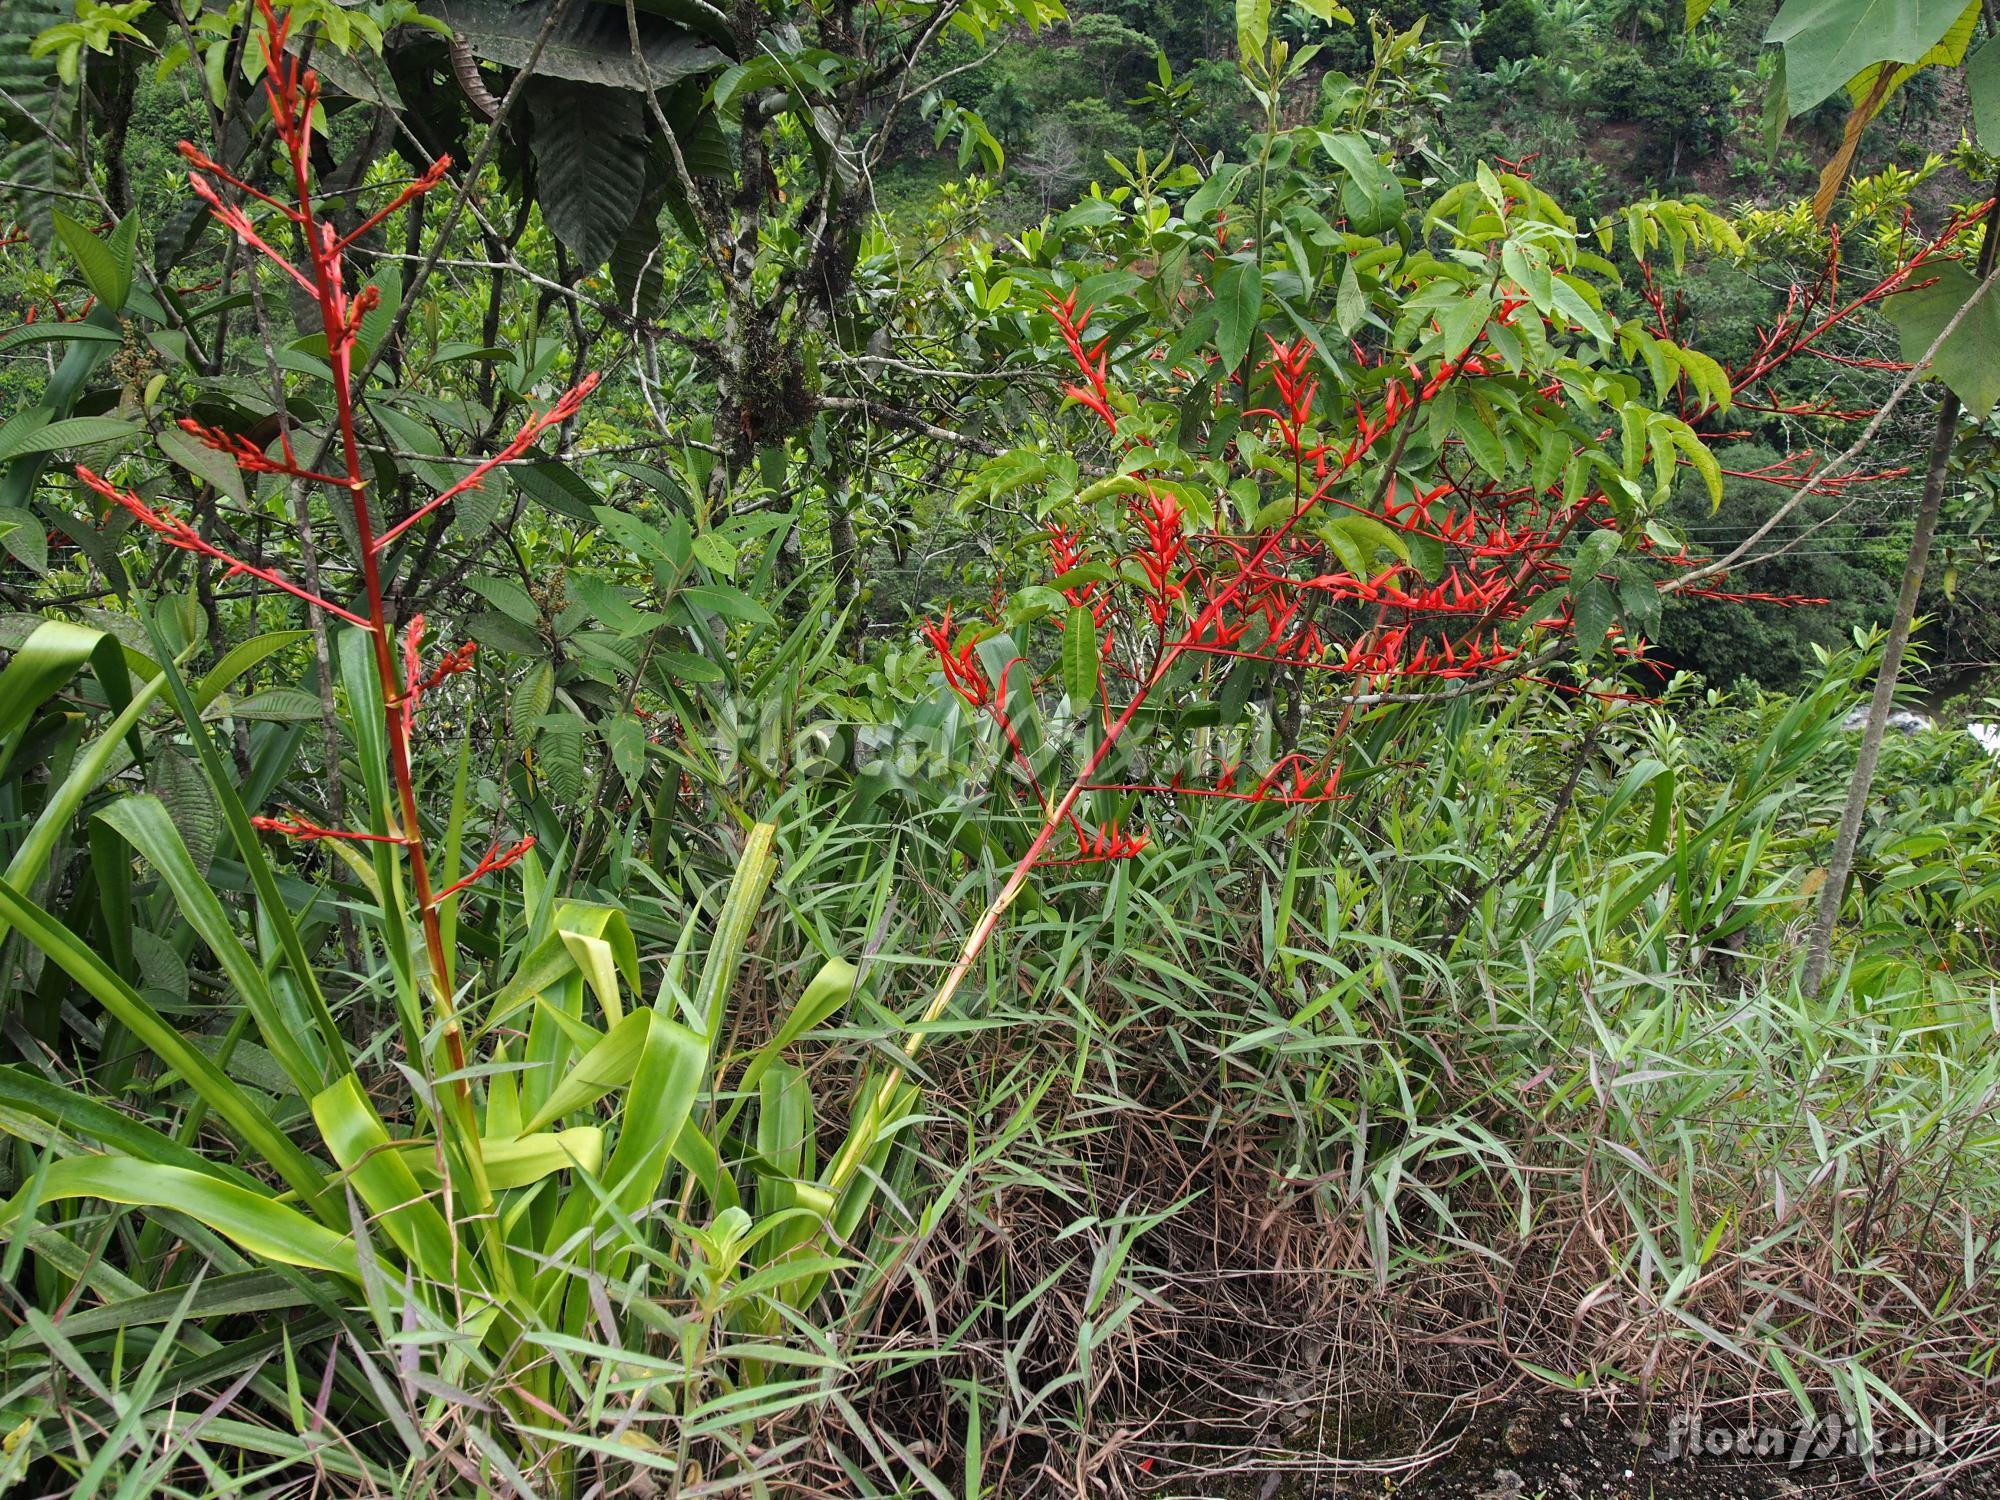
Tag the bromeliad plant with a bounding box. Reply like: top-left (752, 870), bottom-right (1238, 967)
top-left (0, 5), bottom-right (891, 1491)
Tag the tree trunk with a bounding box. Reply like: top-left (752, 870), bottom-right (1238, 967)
top-left (95, 60), bottom-right (136, 217)
top-left (1800, 394), bottom-right (1955, 994)
top-left (1802, 176), bottom-right (2000, 992)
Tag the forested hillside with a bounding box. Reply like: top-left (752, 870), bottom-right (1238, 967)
top-left (0, 0), bottom-right (1997, 1495)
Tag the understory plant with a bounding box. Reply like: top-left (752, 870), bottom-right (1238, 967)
top-left (0, 8), bottom-right (903, 1491)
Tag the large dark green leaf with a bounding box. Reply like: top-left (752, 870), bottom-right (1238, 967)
top-left (50, 209), bottom-right (133, 314)
top-left (0, 0), bottom-right (79, 251)
top-left (1884, 262), bottom-right (2000, 420)
top-left (423, 0), bottom-right (727, 88)
top-left (1766, 0), bottom-right (1971, 113)
top-left (1970, 35), bottom-right (2000, 151)
top-left (609, 137), bottom-right (681, 321)
top-left (1214, 260), bottom-right (1263, 375)
top-left (1320, 133), bottom-right (1405, 236)
top-left (525, 80), bottom-right (651, 268)
top-left (516, 458), bottom-right (603, 522)
top-left (1571, 579), bottom-right (1617, 662)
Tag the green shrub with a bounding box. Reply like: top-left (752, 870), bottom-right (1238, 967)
top-left (1473, 0), bottom-right (1545, 69)
top-left (1596, 45), bottom-right (1735, 173)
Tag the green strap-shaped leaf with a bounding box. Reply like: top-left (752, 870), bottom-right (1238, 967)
top-left (1, 308), bottom-right (121, 518)
top-left (0, 1158), bottom-right (358, 1277)
top-left (0, 414), bottom-right (142, 464)
top-left (517, 1008), bottom-right (652, 1136)
top-left (139, 606), bottom-right (350, 1077)
top-left (727, 957), bottom-right (857, 1123)
top-left (0, 1267), bottom-right (304, 1352)
top-left (755, 1063), bottom-right (812, 1182)
top-left (494, 901), bottom-right (640, 1126)
top-left (670, 1115), bottom-right (739, 1214)
top-left (478, 900), bottom-right (628, 1040)
top-left (310, 1074), bottom-right (462, 1286)
top-left (601, 1012), bottom-right (704, 1217)
top-left (0, 618), bottom-right (135, 751)
top-left (559, 930), bottom-right (627, 1028)
top-left (0, 1066), bottom-right (261, 1190)
top-left (528, 1016), bottom-right (716, 1312)
top-left (0, 874), bottom-right (331, 1214)
top-left (467, 1127), bottom-right (603, 1191)
top-left (695, 822), bottom-right (777, 1046)
top-left (532, 1010), bottom-right (704, 1319)
top-left (333, 626), bottom-right (425, 1036)
top-left (98, 796), bottom-right (330, 1096)
top-left (0, 668), bottom-right (166, 953)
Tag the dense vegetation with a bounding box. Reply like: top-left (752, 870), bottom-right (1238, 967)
top-left (0, 0), bottom-right (1996, 1494)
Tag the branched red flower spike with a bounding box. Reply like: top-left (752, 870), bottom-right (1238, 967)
top-left (398, 613), bottom-right (479, 733)
top-left (923, 608), bottom-right (993, 709)
top-left (920, 216), bottom-right (1893, 887)
top-left (1057, 820), bottom-right (1150, 864)
top-left (74, 465), bottom-right (373, 628)
top-left (1131, 487), bottom-right (1188, 630)
top-left (252, 814), bottom-right (411, 846)
top-left (429, 837), bottom-right (538, 907)
top-left (867, 178), bottom-right (1898, 1211)
top-left (1258, 334), bottom-right (1321, 462)
top-left (101, 0), bottom-right (559, 1057)
top-left (1050, 293), bottom-right (1117, 433)
top-left (372, 372), bottom-right (600, 553)
top-left (422, 641), bottom-right (479, 694)
top-left (176, 418), bottom-right (350, 487)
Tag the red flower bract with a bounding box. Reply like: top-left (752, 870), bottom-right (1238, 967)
top-left (923, 608), bottom-right (992, 709)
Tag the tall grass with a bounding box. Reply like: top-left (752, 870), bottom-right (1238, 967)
top-left (751, 644), bottom-right (2000, 1491)
top-left (0, 624), bottom-right (1994, 1493)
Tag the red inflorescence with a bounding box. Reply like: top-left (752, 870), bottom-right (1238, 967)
top-left (1049, 292), bottom-right (1118, 433)
top-left (80, 0), bottom-right (570, 927)
top-left (923, 218), bottom-right (1929, 868)
top-left (923, 608), bottom-right (994, 710)
top-left (73, 465), bottom-right (375, 628)
top-left (430, 836), bottom-right (538, 907)
top-left (251, 814), bottom-right (410, 845)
